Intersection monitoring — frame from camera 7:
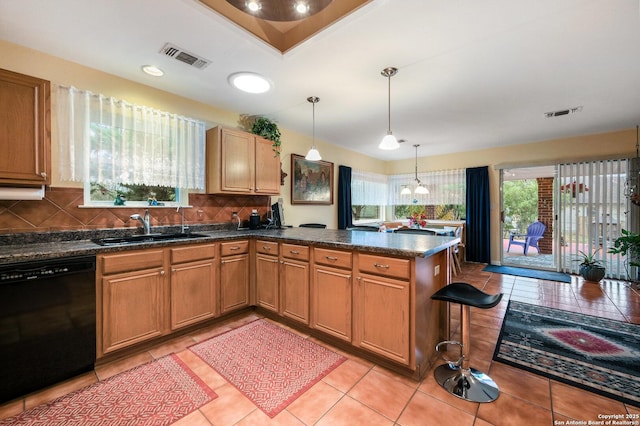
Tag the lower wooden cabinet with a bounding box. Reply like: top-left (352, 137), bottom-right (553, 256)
top-left (220, 240), bottom-right (250, 314)
top-left (255, 240), bottom-right (279, 312)
top-left (280, 243), bottom-right (310, 324)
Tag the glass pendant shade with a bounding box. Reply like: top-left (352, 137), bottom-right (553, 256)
top-left (400, 185), bottom-right (411, 195)
top-left (305, 96), bottom-right (321, 161)
top-left (415, 184), bottom-right (429, 195)
top-left (379, 133), bottom-right (399, 150)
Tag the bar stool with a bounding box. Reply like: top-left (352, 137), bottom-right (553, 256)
top-left (431, 282), bottom-right (503, 403)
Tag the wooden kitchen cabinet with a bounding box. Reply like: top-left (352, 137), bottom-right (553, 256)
top-left (169, 244), bottom-right (218, 330)
top-left (255, 240), bottom-right (279, 312)
top-left (220, 240), bottom-right (250, 314)
top-left (0, 68), bottom-right (50, 186)
top-left (97, 249), bottom-right (166, 356)
top-left (280, 243), bottom-right (310, 324)
top-left (206, 126), bottom-right (280, 195)
top-left (311, 248), bottom-right (353, 342)
top-left (354, 253), bottom-right (411, 366)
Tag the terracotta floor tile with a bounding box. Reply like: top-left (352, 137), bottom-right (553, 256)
top-left (237, 407), bottom-right (305, 425)
top-left (315, 396), bottom-right (393, 426)
top-left (199, 383), bottom-right (257, 425)
top-left (477, 391), bottom-right (553, 426)
top-left (171, 409), bottom-right (216, 426)
top-left (417, 363), bottom-right (480, 415)
top-left (286, 381), bottom-right (343, 425)
top-left (487, 362), bottom-right (551, 409)
top-left (550, 381), bottom-right (627, 421)
top-left (322, 358), bottom-right (371, 393)
top-left (148, 335), bottom-right (197, 358)
top-left (397, 391), bottom-right (475, 426)
top-left (347, 369), bottom-right (416, 421)
top-left (94, 351), bottom-right (154, 380)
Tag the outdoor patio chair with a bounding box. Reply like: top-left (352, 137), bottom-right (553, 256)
top-left (507, 221), bottom-right (546, 256)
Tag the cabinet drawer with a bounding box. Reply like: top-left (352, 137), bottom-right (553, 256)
top-left (100, 249), bottom-right (165, 275)
top-left (358, 253), bottom-right (410, 280)
top-left (256, 240), bottom-right (279, 256)
top-left (282, 243), bottom-right (309, 261)
top-left (314, 247), bottom-right (352, 269)
top-left (220, 240), bottom-right (249, 256)
top-left (170, 243), bottom-right (216, 264)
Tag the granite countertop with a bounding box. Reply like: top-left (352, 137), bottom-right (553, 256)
top-left (0, 227), bottom-right (459, 265)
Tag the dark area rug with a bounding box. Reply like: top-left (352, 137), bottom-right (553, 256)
top-left (493, 300), bottom-right (640, 407)
top-left (483, 264), bottom-right (572, 283)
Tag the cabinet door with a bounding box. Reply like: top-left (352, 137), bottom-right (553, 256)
top-left (255, 254), bottom-right (279, 312)
top-left (0, 69), bottom-right (50, 186)
top-left (354, 273), bottom-right (410, 365)
top-left (312, 265), bottom-right (352, 342)
top-left (280, 259), bottom-right (309, 324)
top-left (220, 253), bottom-right (249, 314)
top-left (170, 259), bottom-right (218, 330)
top-left (254, 136), bottom-right (280, 194)
top-left (220, 128), bottom-right (253, 193)
top-left (101, 269), bottom-right (165, 355)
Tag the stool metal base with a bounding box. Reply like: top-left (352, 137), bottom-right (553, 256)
top-left (434, 364), bottom-right (500, 403)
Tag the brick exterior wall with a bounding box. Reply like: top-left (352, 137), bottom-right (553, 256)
top-left (536, 177), bottom-right (554, 254)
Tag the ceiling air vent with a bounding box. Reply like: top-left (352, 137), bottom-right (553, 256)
top-left (159, 43), bottom-right (211, 70)
top-left (544, 106), bottom-right (583, 118)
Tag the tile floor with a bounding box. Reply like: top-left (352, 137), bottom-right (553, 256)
top-left (1, 262), bottom-right (639, 426)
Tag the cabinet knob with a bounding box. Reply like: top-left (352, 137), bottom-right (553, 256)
top-left (40, 172), bottom-right (47, 178)
top-left (160, 270), bottom-right (166, 276)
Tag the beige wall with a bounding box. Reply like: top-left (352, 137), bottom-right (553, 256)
top-left (1, 40), bottom-right (636, 262)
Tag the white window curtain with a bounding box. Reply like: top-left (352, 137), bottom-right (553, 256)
top-left (388, 168), bottom-right (466, 205)
top-left (57, 85), bottom-right (206, 189)
top-left (351, 169), bottom-right (388, 205)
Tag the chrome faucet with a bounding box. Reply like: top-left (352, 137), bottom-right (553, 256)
top-left (177, 206), bottom-right (189, 234)
top-left (130, 209), bottom-right (151, 235)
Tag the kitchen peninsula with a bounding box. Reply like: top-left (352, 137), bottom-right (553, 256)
top-left (0, 227), bottom-right (458, 380)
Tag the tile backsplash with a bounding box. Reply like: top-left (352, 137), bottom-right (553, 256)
top-left (0, 187), bottom-right (272, 234)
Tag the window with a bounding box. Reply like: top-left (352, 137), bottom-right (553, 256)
top-left (57, 86), bottom-right (205, 207)
top-left (351, 170), bottom-right (388, 223)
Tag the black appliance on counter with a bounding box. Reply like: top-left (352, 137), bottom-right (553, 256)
top-left (0, 256), bottom-right (96, 403)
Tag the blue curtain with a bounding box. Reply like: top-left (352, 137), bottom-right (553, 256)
top-left (465, 166), bottom-right (490, 263)
top-left (338, 166), bottom-right (352, 229)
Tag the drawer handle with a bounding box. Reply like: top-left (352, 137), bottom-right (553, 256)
top-left (289, 250), bottom-right (300, 255)
top-left (230, 246), bottom-right (241, 250)
top-left (374, 263), bottom-right (390, 269)
top-left (325, 256), bottom-right (338, 261)
top-left (262, 246), bottom-right (271, 251)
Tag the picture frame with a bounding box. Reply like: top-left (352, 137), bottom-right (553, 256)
top-left (291, 154), bottom-right (334, 205)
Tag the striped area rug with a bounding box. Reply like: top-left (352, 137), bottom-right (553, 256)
top-left (0, 354), bottom-right (217, 426)
top-left (189, 319), bottom-right (346, 418)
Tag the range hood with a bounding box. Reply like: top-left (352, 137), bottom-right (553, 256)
top-left (0, 186), bottom-right (45, 201)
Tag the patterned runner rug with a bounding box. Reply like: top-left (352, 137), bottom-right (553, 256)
top-left (189, 319), bottom-right (346, 418)
top-left (0, 354), bottom-right (217, 426)
top-left (493, 300), bottom-right (640, 407)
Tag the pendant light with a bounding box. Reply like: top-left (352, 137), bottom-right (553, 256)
top-left (305, 96), bottom-right (321, 161)
top-left (379, 67), bottom-right (400, 150)
top-left (412, 144), bottom-right (429, 195)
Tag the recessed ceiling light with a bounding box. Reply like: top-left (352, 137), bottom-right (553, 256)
top-left (294, 2), bottom-right (310, 14)
top-left (228, 72), bottom-right (272, 94)
top-left (141, 65), bottom-right (164, 77)
top-left (245, 0), bottom-right (261, 12)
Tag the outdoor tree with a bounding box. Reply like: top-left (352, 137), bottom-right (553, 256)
top-left (503, 180), bottom-right (538, 233)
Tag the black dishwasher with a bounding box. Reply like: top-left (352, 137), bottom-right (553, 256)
top-left (0, 256), bottom-right (96, 403)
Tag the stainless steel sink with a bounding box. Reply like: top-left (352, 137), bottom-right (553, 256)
top-left (92, 232), bottom-right (208, 246)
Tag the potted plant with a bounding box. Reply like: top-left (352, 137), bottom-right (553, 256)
top-left (608, 228), bottom-right (640, 288)
top-left (575, 249), bottom-right (606, 283)
top-left (251, 117), bottom-right (281, 156)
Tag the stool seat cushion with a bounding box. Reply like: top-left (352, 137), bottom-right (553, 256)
top-left (431, 282), bottom-right (503, 309)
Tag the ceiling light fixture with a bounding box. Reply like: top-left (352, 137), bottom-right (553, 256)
top-left (379, 67), bottom-right (399, 150)
top-left (228, 72), bottom-right (271, 94)
top-left (245, 0), bottom-right (261, 12)
top-left (295, 1), bottom-right (310, 14)
top-left (305, 96), bottom-right (322, 161)
top-left (141, 65), bottom-right (164, 77)
top-left (412, 144), bottom-right (429, 195)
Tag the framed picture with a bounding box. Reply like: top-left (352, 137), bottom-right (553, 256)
top-left (291, 154), bottom-right (333, 204)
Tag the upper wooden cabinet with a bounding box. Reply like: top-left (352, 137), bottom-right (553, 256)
top-left (0, 68), bottom-right (51, 186)
top-left (206, 126), bottom-right (280, 195)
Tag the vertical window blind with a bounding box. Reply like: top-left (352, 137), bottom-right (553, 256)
top-left (57, 85), bottom-right (206, 190)
top-left (351, 169), bottom-right (388, 206)
top-left (388, 169), bottom-right (466, 205)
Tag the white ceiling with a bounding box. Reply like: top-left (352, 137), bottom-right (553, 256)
top-left (1, 0), bottom-right (639, 161)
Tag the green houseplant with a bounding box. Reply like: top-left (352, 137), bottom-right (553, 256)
top-left (608, 228), bottom-right (640, 287)
top-left (575, 249), bottom-right (606, 283)
top-left (251, 117), bottom-right (281, 156)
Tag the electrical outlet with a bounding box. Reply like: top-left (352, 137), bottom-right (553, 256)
top-left (434, 265), bottom-right (440, 276)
